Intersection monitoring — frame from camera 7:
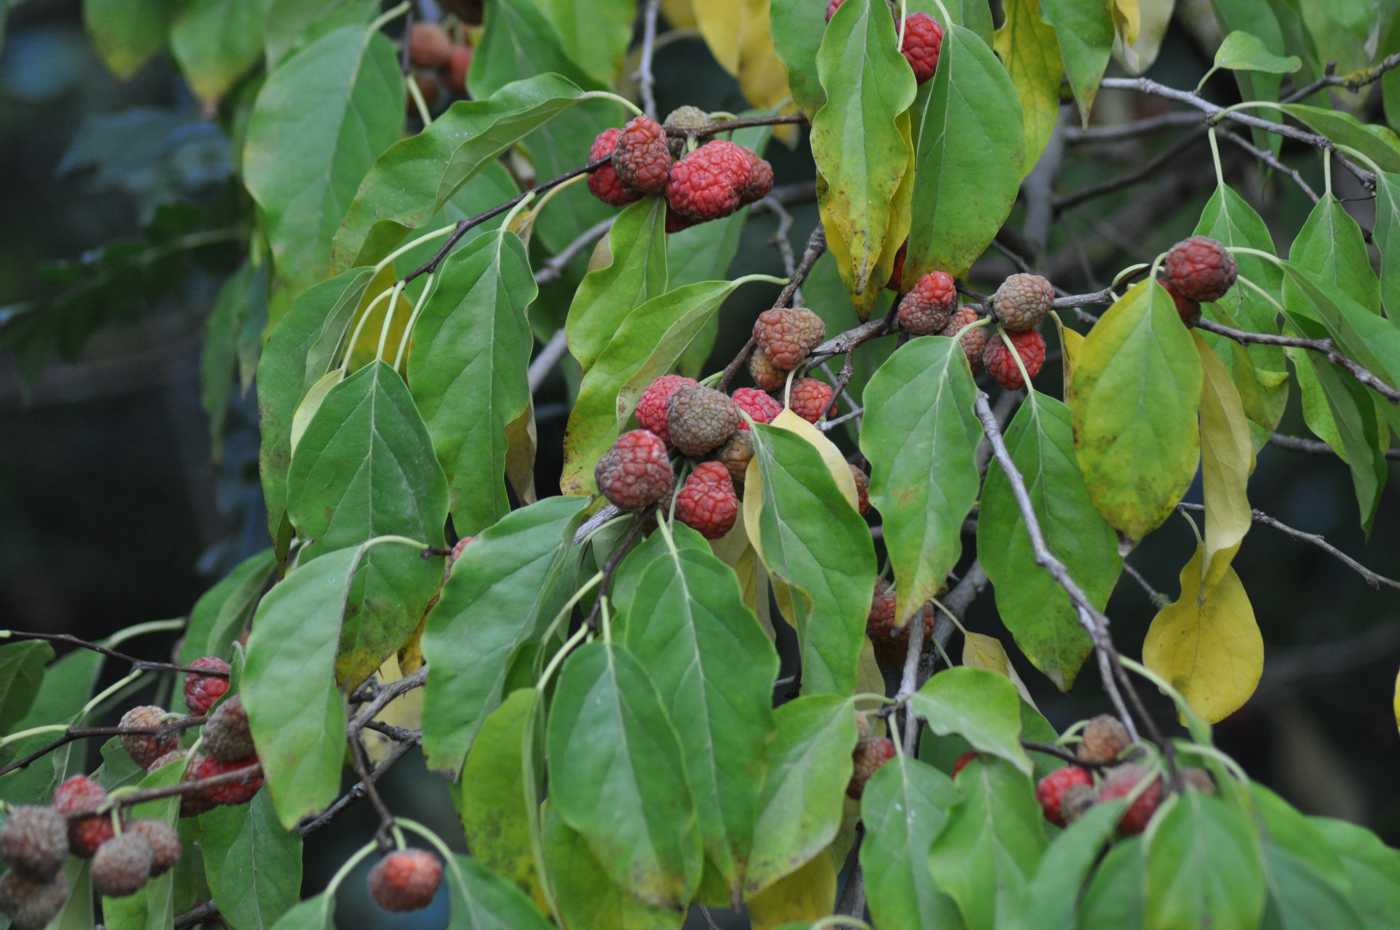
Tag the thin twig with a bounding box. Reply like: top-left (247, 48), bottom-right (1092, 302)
top-left (1064, 111), bottom-right (1202, 143)
top-left (670, 114), bottom-right (808, 138)
top-left (534, 216), bottom-right (616, 285)
top-left (1122, 562), bottom-right (1169, 608)
top-left (0, 631), bottom-right (223, 678)
top-left (0, 718), bottom-right (205, 778)
top-left (1021, 739), bottom-right (1115, 771)
top-left (1269, 432), bottom-right (1400, 461)
top-left (635, 0), bottom-right (661, 119)
top-left (173, 901), bottom-right (220, 930)
top-left (1217, 130), bottom-right (1319, 203)
top-left (582, 512), bottom-right (649, 631)
top-left (296, 739), bottom-right (416, 836)
top-left (528, 330), bottom-right (571, 393)
top-left (349, 734), bottom-right (395, 847)
top-left (1054, 130), bottom-right (1204, 213)
top-left (1194, 318), bottom-right (1400, 404)
top-left (1281, 51), bottom-right (1400, 104)
top-left (81, 761), bottom-right (264, 814)
top-left (349, 667), bottom-right (428, 733)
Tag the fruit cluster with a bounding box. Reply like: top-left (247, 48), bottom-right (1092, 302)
top-left (405, 22), bottom-right (473, 112)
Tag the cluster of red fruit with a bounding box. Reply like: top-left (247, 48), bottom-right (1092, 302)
top-left (586, 110), bottom-right (775, 233)
top-left (826, 0), bottom-right (945, 84)
top-left (405, 21), bottom-right (473, 111)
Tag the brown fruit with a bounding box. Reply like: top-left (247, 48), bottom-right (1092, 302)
top-left (407, 23), bottom-right (452, 69)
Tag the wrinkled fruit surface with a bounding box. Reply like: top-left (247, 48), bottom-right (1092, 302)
top-left (732, 387), bottom-right (782, 428)
top-left (897, 271), bottom-right (958, 335)
top-left (1077, 714), bottom-right (1130, 764)
top-left (53, 775), bottom-right (113, 858)
top-left (666, 140), bottom-right (751, 222)
top-left (586, 128), bottom-right (642, 207)
top-left (369, 849), bottom-right (444, 912)
top-left (992, 273), bottom-right (1054, 333)
top-left (748, 347), bottom-right (787, 391)
top-left (668, 385), bottom-right (740, 457)
top-left (941, 306), bottom-right (988, 373)
top-left (788, 378), bottom-right (834, 423)
top-left (675, 462), bottom-right (740, 539)
top-left (126, 820), bottom-right (181, 876)
top-left (717, 431), bottom-right (754, 488)
top-left (612, 116), bottom-right (672, 196)
top-left (445, 45), bottom-right (472, 96)
top-left (189, 754), bottom-right (265, 807)
top-left (205, 696), bottom-right (255, 763)
top-left (849, 463), bottom-right (870, 515)
top-left (1098, 764), bottom-right (1164, 835)
top-left (636, 375), bottom-right (698, 445)
top-left (753, 307), bottom-right (826, 370)
top-left (1163, 235), bottom-right (1237, 302)
top-left (119, 705), bottom-right (179, 769)
top-left (983, 329), bottom-right (1046, 391)
top-left (0, 806), bottom-right (68, 880)
top-left (92, 833), bottom-right (153, 898)
top-left (901, 13), bottom-right (944, 83)
top-left (595, 430), bottom-right (674, 511)
top-left (1160, 280), bottom-right (1201, 324)
top-left (1036, 766), bottom-right (1094, 827)
top-left (738, 149), bottom-right (774, 205)
top-left (0, 870), bottom-right (69, 930)
top-left (184, 656), bottom-right (230, 715)
top-left (847, 737), bottom-right (896, 799)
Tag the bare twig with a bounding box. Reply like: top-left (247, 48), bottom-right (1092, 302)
top-left (0, 718), bottom-right (205, 778)
top-left (670, 114), bottom-right (808, 138)
top-left (1055, 130), bottom-right (1204, 213)
top-left (349, 734), bottom-right (395, 847)
top-left (528, 330), bottom-right (572, 393)
top-left (349, 667), bottom-right (428, 733)
top-left (82, 761), bottom-right (264, 814)
top-left (1269, 432), bottom-right (1400, 461)
top-left (1023, 113), bottom-right (1067, 259)
top-left (0, 631), bottom-right (223, 679)
top-left (174, 901), bottom-right (220, 929)
top-left (1217, 130), bottom-right (1319, 204)
top-left (582, 511), bottom-right (650, 631)
top-left (1021, 740), bottom-right (1115, 770)
top-left (1122, 561), bottom-right (1169, 608)
top-left (1065, 111), bottom-right (1202, 143)
top-left (296, 739), bottom-right (416, 836)
top-left (1194, 318), bottom-right (1400, 404)
top-left (635, 0), bottom-right (662, 120)
top-left (1281, 51), bottom-right (1400, 104)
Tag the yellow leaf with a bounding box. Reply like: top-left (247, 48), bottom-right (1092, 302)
top-left (1196, 332), bottom-right (1255, 592)
top-left (1394, 668), bottom-right (1400, 735)
top-left (1113, 0), bottom-right (1174, 74)
top-left (692, 0), bottom-right (795, 121)
top-left (1143, 544), bottom-right (1263, 724)
top-left (660, 0), bottom-right (697, 30)
top-left (1055, 312), bottom-right (1085, 399)
top-left (993, 0), bottom-right (1065, 176)
top-left (746, 849), bottom-right (837, 929)
top-left (1109, 0), bottom-right (1140, 47)
top-left (767, 408), bottom-right (860, 509)
top-left (363, 654), bottom-right (424, 764)
top-left (962, 631), bottom-right (1039, 710)
top-left (348, 264), bottom-right (413, 370)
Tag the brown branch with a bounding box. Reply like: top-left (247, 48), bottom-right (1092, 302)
top-left (1065, 111), bottom-right (1202, 143)
top-left (582, 510), bottom-right (651, 631)
top-left (1055, 130), bottom-right (1204, 213)
top-left (349, 734), bottom-right (395, 848)
top-left (1282, 51), bottom-right (1400, 104)
top-left (0, 631), bottom-right (224, 679)
top-left (1194, 318), bottom-right (1400, 404)
top-left (669, 114), bottom-right (808, 139)
top-left (83, 761), bottom-right (264, 814)
top-left (174, 901), bottom-right (220, 930)
top-left (295, 739), bottom-right (416, 836)
top-left (0, 718), bottom-right (206, 778)
top-left (349, 666), bottom-right (428, 733)
top-left (1217, 130), bottom-right (1319, 204)
top-left (1021, 739), bottom-right (1116, 771)
top-left (1270, 431), bottom-right (1400, 461)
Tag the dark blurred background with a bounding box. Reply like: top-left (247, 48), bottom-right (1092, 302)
top-left (1, 1), bottom-right (1397, 922)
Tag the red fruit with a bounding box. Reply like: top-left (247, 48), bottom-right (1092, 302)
top-left (941, 306), bottom-right (988, 373)
top-left (900, 12), bottom-right (943, 83)
top-left (982, 329), bottom-right (1046, 391)
top-left (748, 346), bottom-right (788, 391)
top-left (886, 241), bottom-right (908, 290)
top-left (1163, 235), bottom-right (1237, 302)
top-left (897, 271), bottom-right (958, 335)
top-left (866, 581), bottom-right (934, 665)
top-left (184, 656), bottom-right (230, 715)
top-left (1097, 764), bottom-right (1164, 835)
top-left (586, 128), bottom-right (642, 207)
top-left (53, 775), bottom-right (113, 858)
top-left (951, 751), bottom-right (978, 778)
top-left (847, 737), bottom-right (896, 799)
top-left (0, 806), bottom-right (68, 880)
top-left (753, 306), bottom-right (827, 370)
top-left (119, 705), bottom-right (179, 769)
top-left (992, 273), bottom-right (1054, 332)
top-left (667, 385), bottom-right (741, 457)
top-left (445, 44), bottom-right (472, 96)
top-left (612, 116), bottom-right (672, 196)
top-left (738, 149), bottom-right (774, 205)
top-left (205, 696), bottom-right (255, 763)
top-left (189, 754), bottom-right (264, 807)
top-left (1160, 280), bottom-right (1201, 325)
top-left (788, 378), bottom-right (834, 423)
top-left (666, 140), bottom-right (751, 222)
top-left (1036, 766), bottom-right (1094, 827)
top-left (407, 22), bottom-right (452, 68)
top-left (369, 849), bottom-right (444, 912)
top-left (636, 375), bottom-right (699, 445)
top-left (595, 430), bottom-right (674, 511)
top-left (675, 462), bottom-right (740, 539)
top-left (848, 463), bottom-right (870, 515)
top-left (732, 387), bottom-right (782, 428)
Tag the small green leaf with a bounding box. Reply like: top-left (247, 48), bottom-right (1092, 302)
top-left (910, 667), bottom-right (1033, 776)
top-left (171, 0), bottom-right (266, 104)
top-left (534, 0), bottom-right (635, 85)
top-left (1211, 0), bottom-right (1285, 154)
top-left (1251, 785), bottom-right (1364, 930)
top-left (0, 650), bottom-right (103, 806)
top-left (1286, 194), bottom-right (1382, 315)
top-left (1040, 0), bottom-right (1114, 123)
top-left (266, 894), bottom-right (333, 930)
top-left (83, 0), bottom-right (180, 78)
top-left (1370, 170), bottom-right (1400, 321)
top-left (1213, 30), bottom-right (1301, 76)
top-left (1002, 800), bottom-right (1128, 930)
top-left (200, 791), bottom-right (303, 930)
top-left (0, 640), bottom-right (53, 732)
top-left (768, 0), bottom-right (828, 113)
top-left (1144, 790), bottom-right (1267, 930)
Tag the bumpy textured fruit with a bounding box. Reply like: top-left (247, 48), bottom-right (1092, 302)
top-left (868, 579), bottom-right (896, 627)
top-left (369, 849), bottom-right (444, 912)
top-left (1163, 235), bottom-right (1237, 302)
top-left (1036, 766), bottom-right (1094, 827)
top-left (184, 656), bottom-right (230, 715)
top-left (788, 378), bottom-right (834, 423)
top-left (92, 833), bottom-right (153, 898)
top-left (748, 347), bottom-right (787, 391)
top-left (0, 806), bottom-right (68, 880)
top-left (586, 128), bottom-right (642, 207)
top-left (612, 116), bottom-right (672, 196)
top-left (125, 821), bottom-right (180, 876)
top-left (982, 329), bottom-right (1046, 391)
top-left (205, 696), bottom-right (255, 763)
top-left (53, 775), bottom-right (113, 858)
top-left (753, 307), bottom-right (826, 370)
top-left (407, 22), bottom-right (452, 68)
top-left (992, 273), bottom-right (1054, 332)
top-left (176, 754), bottom-right (215, 818)
top-left (738, 149), bottom-right (774, 205)
top-left (666, 140), bottom-right (751, 222)
top-left (0, 870), bottom-right (69, 930)
top-left (1077, 714), bottom-right (1130, 764)
top-left (847, 737), bottom-right (896, 799)
top-left (636, 375), bottom-right (699, 445)
top-left (941, 306), bottom-right (989, 373)
top-left (663, 105), bottom-right (710, 156)
top-left (887, 241), bottom-right (908, 290)
top-left (896, 271), bottom-right (958, 335)
top-left (1060, 783), bottom-right (1098, 824)
top-left (668, 385), bottom-right (740, 457)
top-left (595, 430), bottom-right (674, 510)
top-left (1097, 764), bottom-right (1163, 835)
top-left (866, 582), bottom-right (934, 665)
top-left (1160, 280), bottom-right (1201, 324)
top-left (901, 12), bottom-right (944, 83)
top-left (951, 751), bottom-right (978, 778)
top-left (849, 463), bottom-right (870, 515)
top-left (119, 705), bottom-right (179, 769)
top-left (445, 44), bottom-right (472, 96)
top-left (716, 431), bottom-right (754, 488)
top-left (675, 462), bottom-right (740, 539)
top-left (732, 387), bottom-right (782, 428)
top-left (191, 754), bottom-right (264, 807)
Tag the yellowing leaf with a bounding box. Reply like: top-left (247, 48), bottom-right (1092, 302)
top-left (1110, 0), bottom-right (1140, 46)
top-left (348, 264), bottom-right (413, 370)
top-left (1114, 0), bottom-right (1174, 74)
top-left (660, 0), bottom-right (698, 29)
top-left (1143, 544), bottom-right (1263, 724)
top-left (1055, 313), bottom-right (1085, 398)
top-left (994, 0), bottom-right (1064, 176)
top-left (746, 849), bottom-right (838, 929)
top-left (962, 631), bottom-right (1039, 710)
top-left (693, 0), bottom-right (795, 127)
top-left (1196, 332), bottom-right (1255, 592)
top-left (768, 408), bottom-right (860, 510)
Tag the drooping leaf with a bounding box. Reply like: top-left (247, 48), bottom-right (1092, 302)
top-left (1144, 790), bottom-right (1267, 930)
top-left (1212, 30), bottom-right (1302, 78)
top-left (1286, 193), bottom-right (1382, 316)
top-left (1371, 170), bottom-right (1400, 320)
top-left (994, 0), bottom-right (1063, 175)
top-left (1078, 838), bottom-right (1146, 928)
top-left (1250, 785), bottom-right (1365, 930)
top-left (1311, 816), bottom-right (1400, 930)
top-left (1113, 0), bottom-right (1172, 74)
top-left (83, 0), bottom-right (180, 78)
top-left (1040, 0), bottom-right (1115, 123)
top-left (200, 790), bottom-right (303, 930)
top-left (263, 0), bottom-right (379, 68)
top-left (746, 850), bottom-right (839, 929)
top-left (176, 549), bottom-right (276, 683)
top-left (171, 0), bottom-right (266, 105)
top-left (909, 667), bottom-right (1033, 775)
top-left (0, 640), bottom-right (53, 733)
top-left (1195, 333), bottom-right (1255, 592)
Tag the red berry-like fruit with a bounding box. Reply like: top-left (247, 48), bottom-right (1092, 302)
top-left (184, 656), bottom-right (230, 715)
top-left (1077, 714), bottom-right (1130, 764)
top-left (896, 271), bottom-right (958, 335)
top-left (900, 12), bottom-right (943, 83)
top-left (125, 820), bottom-right (181, 876)
top-left (738, 149), bottom-right (774, 205)
top-left (668, 385), bottom-right (741, 457)
top-left (1163, 235), bottom-right (1237, 302)
top-left (887, 241), bottom-right (908, 291)
top-left (941, 306), bottom-right (989, 373)
top-left (982, 329), bottom-right (1046, 391)
top-left (1036, 766), bottom-right (1094, 827)
top-left (407, 22), bottom-right (453, 68)
top-left (675, 462), bottom-right (740, 539)
top-left (951, 751), bottom-right (978, 778)
top-left (787, 378), bottom-right (834, 423)
top-left (868, 578), bottom-right (896, 626)
top-left (636, 375), bottom-right (699, 445)
top-left (717, 431), bottom-right (754, 488)
top-left (369, 849), bottom-right (444, 912)
top-left (748, 347), bottom-right (788, 391)
top-left (1097, 764), bottom-right (1164, 835)
top-left (119, 705), bottom-right (179, 770)
top-left (190, 754), bottom-right (264, 807)
top-left (612, 116), bottom-right (672, 196)
top-left (595, 430), bottom-right (674, 511)
top-left (205, 696), bottom-right (255, 763)
top-left (732, 387), bottom-right (782, 428)
top-left (0, 806), bottom-right (68, 880)
top-left (666, 140), bottom-right (751, 222)
top-left (1060, 783), bottom-right (1098, 824)
top-left (1160, 280), bottom-right (1201, 325)
top-left (866, 581), bottom-right (934, 666)
top-left (753, 307), bottom-right (826, 370)
top-left (587, 128), bottom-right (642, 207)
top-left (0, 869), bottom-right (69, 930)
top-left (992, 273), bottom-right (1054, 332)
top-left (847, 737), bottom-right (896, 799)
top-left (849, 463), bottom-right (870, 515)
top-left (92, 833), bottom-right (153, 898)
top-left (445, 44), bottom-right (472, 96)
top-left (53, 775), bottom-right (113, 858)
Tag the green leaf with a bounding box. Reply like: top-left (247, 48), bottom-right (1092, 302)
top-left (201, 263), bottom-right (268, 461)
top-left (0, 650), bottom-right (103, 806)
top-left (244, 25), bottom-right (402, 292)
top-left (1286, 194), bottom-right (1382, 315)
top-left (927, 756), bottom-right (1046, 930)
top-left (566, 199), bottom-right (670, 372)
top-left (1144, 790), bottom-right (1267, 930)
top-left (0, 640), bottom-right (52, 732)
top-left (618, 522), bottom-right (780, 899)
top-left (266, 894), bottom-right (333, 930)
top-left (263, 0), bottom-right (378, 68)
top-left (176, 549), bottom-right (275, 675)
top-left (859, 336), bottom-right (981, 628)
top-left (859, 755), bottom-right (963, 930)
top-left (421, 496), bottom-right (588, 771)
top-left (83, 0), bottom-right (179, 78)
top-left (1282, 104), bottom-right (1400, 173)
top-left (1281, 264), bottom-right (1400, 397)
top-left (909, 667), bottom-right (1033, 776)
top-left (1071, 280), bottom-right (1202, 541)
top-left (745, 695), bottom-right (857, 895)
top-left (171, 0), bottom-right (266, 105)
top-left (994, 0), bottom-right (1064, 176)
top-left (907, 21), bottom-right (1023, 279)
top-left (534, 0), bottom-right (635, 85)
top-left (200, 790), bottom-right (302, 930)
top-left (768, 0), bottom-right (828, 114)
top-left (1250, 785), bottom-right (1363, 930)
top-left (744, 424), bottom-right (877, 696)
top-left (1213, 30), bottom-right (1302, 76)
top-left (1371, 170), bottom-right (1400, 321)
top-left (1078, 837), bottom-right (1146, 928)
top-left (1211, 1), bottom-right (1286, 154)
top-left (1002, 800), bottom-right (1128, 930)
top-left (102, 761), bottom-right (186, 930)
top-left (547, 640), bottom-right (703, 908)
top-left (978, 393), bottom-right (1118, 690)
top-left (1311, 816), bottom-right (1400, 930)
top-left (444, 852), bottom-right (554, 930)
top-left (812, 0), bottom-right (917, 314)
top-left (541, 808), bottom-right (684, 930)
top-left (1040, 0), bottom-right (1114, 123)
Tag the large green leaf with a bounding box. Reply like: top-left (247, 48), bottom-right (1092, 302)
top-left (541, 808), bottom-right (684, 930)
top-left (1250, 786), bottom-right (1364, 930)
top-left (745, 424), bottom-right (876, 696)
top-left (176, 550), bottom-right (275, 679)
top-left (994, 0), bottom-right (1063, 176)
top-left (445, 852), bottom-right (555, 930)
top-left (1077, 836), bottom-right (1146, 928)
top-left (266, 894), bottom-right (333, 930)
top-left (978, 392), bottom-right (1119, 690)
top-left (200, 790), bottom-right (303, 930)
top-left (547, 640), bottom-right (703, 908)
top-left (421, 496), bottom-right (587, 771)
top-left (768, 0), bottom-right (829, 114)
top-left (745, 695), bottom-right (857, 895)
top-left (83, 0), bottom-right (180, 78)
top-left (1286, 194), bottom-right (1382, 315)
top-left (244, 25), bottom-right (402, 292)
top-left (909, 667), bottom-right (1032, 775)
top-left (534, 0), bottom-right (635, 85)
top-left (1144, 790), bottom-right (1267, 930)
top-left (1371, 170), bottom-right (1400, 321)
top-left (0, 650), bottom-right (103, 806)
top-left (1071, 280), bottom-right (1202, 540)
top-left (0, 640), bottom-right (52, 733)
top-left (860, 336), bottom-right (981, 629)
top-left (1001, 800), bottom-right (1127, 930)
top-left (1212, 0), bottom-right (1286, 153)
top-left (263, 0), bottom-right (379, 68)
top-left (1040, 0), bottom-right (1114, 123)
top-left (171, 0), bottom-right (266, 104)
top-left (1311, 816), bottom-right (1400, 930)
top-left (1282, 104), bottom-right (1400, 173)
